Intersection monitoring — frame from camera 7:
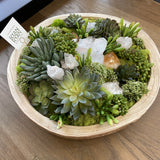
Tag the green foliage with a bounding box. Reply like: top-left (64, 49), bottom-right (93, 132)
top-left (116, 48), bottom-right (153, 82)
top-left (111, 94), bottom-right (132, 116)
top-left (28, 81), bottom-right (54, 115)
top-left (73, 114), bottom-right (97, 126)
top-left (95, 88), bottom-right (119, 126)
top-left (64, 14), bottom-right (84, 29)
top-left (16, 74), bottom-right (30, 95)
top-left (76, 18), bottom-right (89, 38)
top-left (75, 48), bottom-right (92, 68)
top-left (119, 18), bottom-right (141, 37)
top-left (90, 18), bottom-right (120, 39)
top-left (50, 67), bottom-right (104, 120)
top-left (16, 63), bottom-right (25, 74)
top-left (51, 32), bottom-right (77, 55)
top-left (133, 37), bottom-right (145, 49)
top-left (115, 64), bottom-right (139, 86)
top-left (20, 37), bottom-right (64, 81)
top-left (122, 81), bottom-right (148, 102)
top-left (104, 34), bottom-right (125, 54)
top-left (87, 63), bottom-right (117, 84)
top-left (21, 47), bottom-right (31, 56)
top-left (28, 26), bottom-right (53, 44)
top-left (51, 19), bottom-right (65, 28)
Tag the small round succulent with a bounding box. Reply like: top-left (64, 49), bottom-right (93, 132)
top-left (50, 67), bottom-right (104, 120)
top-left (19, 37), bottom-right (64, 81)
top-left (64, 14), bottom-right (84, 29)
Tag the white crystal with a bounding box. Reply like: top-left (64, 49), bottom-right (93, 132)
top-left (86, 22), bottom-right (96, 32)
top-left (47, 65), bottom-right (64, 80)
top-left (61, 53), bottom-right (79, 69)
top-left (31, 38), bottom-right (40, 47)
top-left (102, 82), bottom-right (123, 95)
top-left (116, 36), bottom-right (132, 50)
top-left (75, 37), bottom-right (107, 64)
top-left (50, 28), bottom-right (59, 34)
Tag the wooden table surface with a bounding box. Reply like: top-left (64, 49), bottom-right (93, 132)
top-left (0, 0), bottom-right (160, 159)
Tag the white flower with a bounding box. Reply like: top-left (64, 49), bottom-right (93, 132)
top-left (47, 65), bottom-right (64, 80)
top-left (61, 53), bottom-right (79, 69)
top-left (102, 82), bottom-right (123, 95)
top-left (116, 36), bottom-right (132, 50)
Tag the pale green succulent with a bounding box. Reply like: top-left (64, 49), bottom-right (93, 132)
top-left (50, 67), bottom-right (104, 120)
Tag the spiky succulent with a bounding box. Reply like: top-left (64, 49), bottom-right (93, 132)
top-left (64, 14), bottom-right (84, 29)
top-left (115, 64), bottom-right (139, 86)
top-left (104, 34), bottom-right (125, 54)
top-left (19, 37), bottom-right (64, 81)
top-left (90, 18), bottom-right (120, 39)
top-left (119, 18), bottom-right (141, 38)
top-left (50, 67), bottom-right (104, 120)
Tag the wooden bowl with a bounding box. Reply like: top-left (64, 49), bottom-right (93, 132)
top-left (7, 13), bottom-right (160, 139)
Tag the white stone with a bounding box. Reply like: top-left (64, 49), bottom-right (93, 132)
top-left (116, 36), bottom-right (132, 50)
top-left (102, 82), bottom-right (123, 95)
top-left (86, 22), bottom-right (96, 32)
top-left (50, 28), bottom-right (59, 34)
top-left (47, 65), bottom-right (64, 80)
top-left (61, 53), bottom-right (79, 69)
top-left (31, 39), bottom-right (40, 47)
top-left (75, 37), bottom-right (107, 64)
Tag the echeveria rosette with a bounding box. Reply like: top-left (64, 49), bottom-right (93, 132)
top-left (50, 67), bottom-right (104, 120)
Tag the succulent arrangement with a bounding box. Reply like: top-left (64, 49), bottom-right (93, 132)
top-left (16, 14), bottom-right (153, 128)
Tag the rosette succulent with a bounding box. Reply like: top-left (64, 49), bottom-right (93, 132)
top-left (20, 37), bottom-right (64, 81)
top-left (90, 18), bottom-right (120, 39)
top-left (51, 67), bottom-right (104, 120)
top-left (64, 14), bottom-right (84, 29)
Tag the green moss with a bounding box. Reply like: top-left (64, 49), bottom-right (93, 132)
top-left (73, 114), bottom-right (97, 126)
top-left (51, 19), bottom-right (65, 28)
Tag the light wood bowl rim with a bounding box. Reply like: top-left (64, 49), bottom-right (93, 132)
top-left (7, 13), bottom-right (160, 139)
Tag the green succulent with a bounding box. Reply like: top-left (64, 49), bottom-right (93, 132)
top-left (133, 37), bottom-right (145, 49)
top-left (90, 18), bottom-right (120, 39)
top-left (16, 74), bottom-right (30, 95)
top-left (87, 63), bottom-right (117, 84)
top-left (116, 48), bottom-right (153, 83)
top-left (19, 37), bottom-right (64, 81)
top-left (115, 64), bottom-right (139, 86)
top-left (64, 14), bottom-right (84, 29)
top-left (51, 32), bottom-right (77, 55)
top-left (119, 18), bottom-right (141, 37)
top-left (50, 67), bottom-right (104, 120)
top-left (104, 34), bottom-right (125, 54)
top-left (28, 81), bottom-right (54, 115)
top-left (111, 94), bottom-right (132, 116)
top-left (122, 80), bottom-right (148, 102)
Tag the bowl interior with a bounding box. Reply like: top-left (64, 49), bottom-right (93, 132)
top-left (7, 13), bottom-right (160, 139)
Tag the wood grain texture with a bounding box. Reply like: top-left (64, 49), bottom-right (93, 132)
top-left (7, 13), bottom-right (160, 139)
top-left (1, 0), bottom-right (160, 159)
